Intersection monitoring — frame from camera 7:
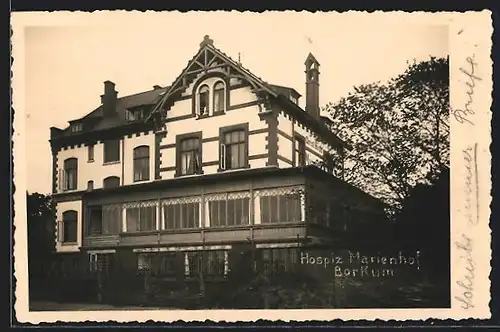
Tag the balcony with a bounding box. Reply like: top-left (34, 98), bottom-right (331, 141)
top-left (81, 166), bottom-right (386, 250)
top-left (83, 183), bottom-right (308, 249)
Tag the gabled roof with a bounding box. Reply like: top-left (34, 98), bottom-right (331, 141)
top-left (146, 35), bottom-right (279, 122)
top-left (52, 35), bottom-right (346, 152)
top-left (80, 87), bottom-right (168, 121)
top-left (145, 35), bottom-right (346, 151)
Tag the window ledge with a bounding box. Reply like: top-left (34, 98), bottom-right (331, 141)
top-left (60, 242), bottom-right (78, 246)
top-left (133, 178), bottom-right (150, 183)
top-left (196, 111), bottom-right (225, 120)
top-left (103, 161), bottom-right (120, 166)
top-left (196, 114), bottom-right (210, 120)
top-left (87, 159), bottom-right (95, 163)
top-left (212, 111), bottom-right (226, 117)
top-left (174, 172), bottom-right (204, 178)
top-left (217, 165), bottom-right (251, 173)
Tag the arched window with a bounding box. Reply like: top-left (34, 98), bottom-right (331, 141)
top-left (60, 210), bottom-right (77, 243)
top-left (63, 158), bottom-right (78, 191)
top-left (133, 146), bottom-right (150, 182)
top-left (213, 81), bottom-right (226, 113)
top-left (198, 84), bottom-right (210, 116)
top-left (87, 180), bottom-right (94, 191)
top-left (103, 176), bottom-right (120, 188)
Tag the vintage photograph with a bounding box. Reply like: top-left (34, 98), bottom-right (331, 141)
top-left (12, 11), bottom-right (492, 322)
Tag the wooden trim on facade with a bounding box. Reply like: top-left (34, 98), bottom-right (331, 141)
top-left (154, 132), bottom-right (167, 180)
top-left (278, 155), bottom-right (293, 165)
top-left (257, 109), bottom-right (278, 167)
top-left (227, 99), bottom-right (261, 111)
top-left (159, 127), bottom-right (268, 151)
top-left (306, 146), bottom-right (324, 160)
top-left (53, 190), bottom-right (86, 203)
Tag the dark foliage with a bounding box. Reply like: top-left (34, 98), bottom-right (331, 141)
top-left (27, 192), bottom-right (56, 298)
top-left (324, 57), bottom-right (450, 209)
top-left (394, 166), bottom-right (450, 278)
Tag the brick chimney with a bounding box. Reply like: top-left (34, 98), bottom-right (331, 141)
top-left (305, 53), bottom-right (320, 120)
top-left (100, 80), bottom-right (118, 117)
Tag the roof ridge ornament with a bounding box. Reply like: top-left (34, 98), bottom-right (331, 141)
top-left (200, 35), bottom-right (214, 48)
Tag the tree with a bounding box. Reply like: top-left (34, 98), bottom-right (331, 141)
top-left (27, 192), bottom-right (56, 285)
top-left (323, 57), bottom-right (449, 209)
top-left (394, 166), bottom-right (450, 277)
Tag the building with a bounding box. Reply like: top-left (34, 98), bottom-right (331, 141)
top-left (48, 35), bottom-right (386, 301)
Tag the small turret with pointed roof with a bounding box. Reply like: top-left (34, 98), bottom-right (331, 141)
top-left (305, 52), bottom-right (320, 68)
top-left (305, 52), bottom-right (320, 120)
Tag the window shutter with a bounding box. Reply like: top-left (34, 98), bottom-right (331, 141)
top-left (57, 220), bottom-right (64, 242)
top-left (220, 144), bottom-right (226, 170)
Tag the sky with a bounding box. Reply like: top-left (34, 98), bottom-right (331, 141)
top-left (22, 12), bottom-right (449, 195)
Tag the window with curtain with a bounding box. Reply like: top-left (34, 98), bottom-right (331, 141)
top-left (103, 176), bottom-right (120, 188)
top-left (63, 158), bottom-right (78, 191)
top-left (221, 129), bottom-right (246, 170)
top-left (198, 84), bottom-right (209, 116)
top-left (178, 137), bottom-right (201, 176)
top-left (103, 139), bottom-right (120, 163)
top-left (126, 205), bottom-right (157, 232)
top-left (133, 146), bottom-right (150, 182)
top-left (62, 210), bottom-right (77, 243)
top-left (213, 81), bottom-right (225, 113)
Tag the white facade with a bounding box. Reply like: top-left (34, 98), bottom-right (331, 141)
top-left (55, 130), bottom-right (156, 193)
top-left (159, 71), bottom-right (268, 179)
top-left (51, 44), bottom-right (340, 253)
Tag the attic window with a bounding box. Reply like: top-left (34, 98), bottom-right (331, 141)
top-left (290, 95), bottom-right (298, 104)
top-left (70, 123), bottom-right (83, 133)
top-left (198, 85), bottom-right (210, 116)
top-left (126, 109), bottom-right (144, 121)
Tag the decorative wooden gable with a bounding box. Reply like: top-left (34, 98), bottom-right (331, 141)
top-left (147, 35), bottom-right (278, 131)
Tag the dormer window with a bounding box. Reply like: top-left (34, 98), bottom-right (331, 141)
top-left (213, 81), bottom-right (226, 113)
top-left (125, 108), bottom-right (144, 121)
top-left (198, 85), bottom-right (210, 116)
top-left (290, 95), bottom-right (298, 104)
top-left (70, 123), bottom-right (83, 133)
